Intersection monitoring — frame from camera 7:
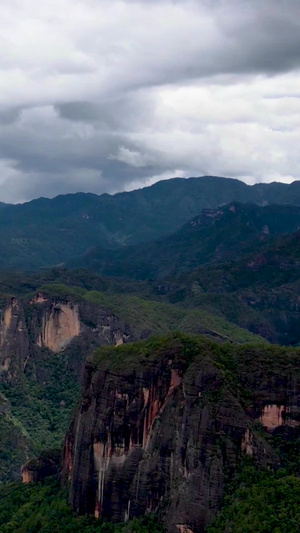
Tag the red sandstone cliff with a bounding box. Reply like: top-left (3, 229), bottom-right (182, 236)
top-left (62, 337), bottom-right (300, 533)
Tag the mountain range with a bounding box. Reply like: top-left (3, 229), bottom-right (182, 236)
top-left (70, 202), bottom-right (300, 279)
top-left (1, 175), bottom-right (300, 533)
top-left (1, 175), bottom-right (300, 269)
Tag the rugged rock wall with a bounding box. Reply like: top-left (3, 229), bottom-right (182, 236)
top-left (21, 449), bottom-right (61, 484)
top-left (36, 301), bottom-right (81, 352)
top-left (0, 291), bottom-right (133, 481)
top-left (0, 293), bottom-right (132, 383)
top-left (0, 297), bottom-right (30, 380)
top-left (63, 338), bottom-right (300, 533)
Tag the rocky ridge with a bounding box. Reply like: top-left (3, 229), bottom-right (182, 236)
top-left (0, 290), bottom-right (132, 481)
top-left (0, 292), bottom-right (131, 383)
top-left (0, 283), bottom-right (263, 482)
top-left (62, 335), bottom-right (300, 532)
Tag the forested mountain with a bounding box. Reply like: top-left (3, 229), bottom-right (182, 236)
top-left (150, 229), bottom-right (300, 345)
top-left (70, 202), bottom-right (300, 279)
top-left (1, 175), bottom-right (300, 533)
top-left (2, 334), bottom-right (300, 533)
top-left (1, 176), bottom-right (300, 269)
top-left (0, 280), bottom-right (265, 483)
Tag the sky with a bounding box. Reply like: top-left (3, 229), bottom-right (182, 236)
top-left (1, 0), bottom-right (300, 203)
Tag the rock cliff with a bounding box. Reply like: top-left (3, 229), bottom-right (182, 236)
top-left (0, 292), bottom-right (132, 383)
top-left (0, 297), bottom-right (30, 380)
top-left (63, 335), bottom-right (300, 532)
top-left (0, 290), bottom-right (133, 481)
top-left (21, 448), bottom-right (61, 484)
top-left (0, 283), bottom-right (264, 482)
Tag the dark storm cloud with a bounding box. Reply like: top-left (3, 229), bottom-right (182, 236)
top-left (0, 108), bottom-right (21, 125)
top-left (212, 2), bottom-right (300, 76)
top-left (54, 91), bottom-right (155, 130)
top-left (0, 0), bottom-right (300, 202)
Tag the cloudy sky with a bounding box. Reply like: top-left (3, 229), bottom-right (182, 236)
top-left (1, 0), bottom-right (300, 202)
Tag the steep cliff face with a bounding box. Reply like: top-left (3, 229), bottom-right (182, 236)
top-left (0, 297), bottom-right (30, 380)
top-left (36, 301), bottom-right (81, 352)
top-left (63, 336), bottom-right (300, 533)
top-left (0, 293), bottom-right (132, 384)
top-left (21, 449), bottom-right (61, 484)
top-left (0, 284), bottom-right (263, 483)
top-left (0, 291), bottom-right (133, 482)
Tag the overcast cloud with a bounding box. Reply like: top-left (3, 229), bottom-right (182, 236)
top-left (0, 0), bottom-right (300, 202)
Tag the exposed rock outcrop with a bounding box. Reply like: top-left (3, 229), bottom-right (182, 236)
top-left (22, 449), bottom-right (61, 483)
top-left (0, 293), bottom-right (132, 383)
top-left (37, 302), bottom-right (81, 352)
top-left (0, 297), bottom-right (30, 380)
top-left (0, 291), bottom-right (134, 482)
top-left (260, 404), bottom-right (300, 430)
top-left (63, 337), bottom-right (292, 533)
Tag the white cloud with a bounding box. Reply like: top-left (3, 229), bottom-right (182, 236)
top-left (109, 146), bottom-right (154, 167)
top-left (0, 0), bottom-right (300, 201)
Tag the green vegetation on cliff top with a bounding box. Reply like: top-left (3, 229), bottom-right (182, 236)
top-left (0, 281), bottom-right (265, 481)
top-left (37, 283), bottom-right (266, 344)
top-left (89, 333), bottom-right (300, 397)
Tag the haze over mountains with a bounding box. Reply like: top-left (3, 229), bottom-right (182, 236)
top-left (1, 176), bottom-right (300, 269)
top-left (71, 202), bottom-right (300, 279)
top-left (1, 174), bottom-right (300, 347)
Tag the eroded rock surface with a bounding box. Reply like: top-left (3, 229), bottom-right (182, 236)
top-left (37, 302), bottom-right (81, 352)
top-left (22, 449), bottom-right (61, 484)
top-left (0, 293), bottom-right (133, 383)
top-left (259, 404), bottom-right (300, 430)
top-left (0, 297), bottom-right (30, 380)
top-left (0, 292), bottom-right (134, 481)
top-left (63, 342), bottom-right (282, 533)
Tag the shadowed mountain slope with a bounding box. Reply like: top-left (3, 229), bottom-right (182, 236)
top-left (70, 203), bottom-right (300, 279)
top-left (63, 333), bottom-right (300, 532)
top-left (153, 229), bottom-right (300, 345)
top-left (2, 176), bottom-right (300, 269)
top-left (0, 281), bottom-right (264, 482)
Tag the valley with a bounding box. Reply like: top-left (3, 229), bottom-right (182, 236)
top-left (0, 176), bottom-right (300, 532)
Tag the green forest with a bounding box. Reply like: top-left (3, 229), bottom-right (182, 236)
top-left (1, 179), bottom-right (300, 531)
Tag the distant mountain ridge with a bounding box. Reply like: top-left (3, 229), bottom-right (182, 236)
top-left (2, 175), bottom-right (300, 532)
top-left (70, 202), bottom-right (300, 279)
top-left (1, 175), bottom-right (300, 269)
